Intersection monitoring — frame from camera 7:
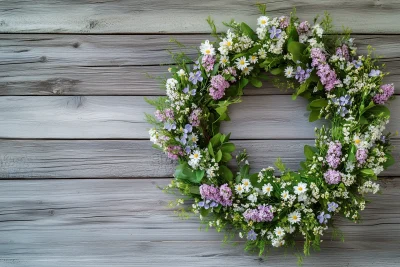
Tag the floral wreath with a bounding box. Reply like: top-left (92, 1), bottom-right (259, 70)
top-left (146, 5), bottom-right (395, 260)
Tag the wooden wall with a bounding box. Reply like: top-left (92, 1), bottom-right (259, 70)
top-left (0, 1), bottom-right (399, 266)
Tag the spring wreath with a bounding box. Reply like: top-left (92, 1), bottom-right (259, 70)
top-left (146, 5), bottom-right (395, 259)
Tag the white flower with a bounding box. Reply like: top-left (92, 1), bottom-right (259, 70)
top-left (235, 184), bottom-right (244, 195)
top-left (249, 55), bottom-right (258, 64)
top-left (242, 179), bottom-right (252, 192)
top-left (274, 227), bottom-right (285, 238)
top-left (189, 134), bottom-right (198, 143)
top-left (294, 182), bottom-right (308, 195)
top-left (281, 190), bottom-right (290, 201)
top-left (235, 56), bottom-right (249, 70)
top-left (284, 66), bottom-right (294, 78)
top-left (308, 38), bottom-right (318, 47)
top-left (188, 150), bottom-right (202, 168)
top-left (313, 24), bottom-right (324, 38)
top-left (218, 38), bottom-right (233, 55)
top-left (177, 69), bottom-right (186, 77)
top-left (272, 238), bottom-right (285, 247)
top-left (297, 193), bottom-right (308, 202)
top-left (288, 210), bottom-right (301, 224)
top-left (242, 66), bottom-right (253, 76)
top-left (220, 55), bottom-right (229, 67)
top-left (200, 40), bottom-right (215, 56)
top-left (262, 183), bottom-right (273, 196)
top-left (247, 193), bottom-right (257, 203)
top-left (257, 16), bottom-right (270, 28)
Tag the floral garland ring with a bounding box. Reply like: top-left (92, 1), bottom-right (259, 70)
top-left (147, 6), bottom-right (395, 258)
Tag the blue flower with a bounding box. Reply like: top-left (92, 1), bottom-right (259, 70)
top-left (327, 202), bottom-right (339, 212)
top-left (352, 60), bottom-right (362, 68)
top-left (339, 106), bottom-right (349, 117)
top-left (184, 124), bottom-right (192, 133)
top-left (380, 135), bottom-right (386, 143)
top-left (189, 71), bottom-right (203, 84)
top-left (198, 199), bottom-right (218, 209)
top-left (164, 122), bottom-right (176, 131)
top-left (369, 69), bottom-right (381, 77)
top-left (317, 211), bottom-right (331, 224)
top-left (268, 26), bottom-right (282, 39)
top-left (182, 86), bottom-right (189, 94)
top-left (247, 229), bottom-right (258, 241)
top-left (339, 95), bottom-right (351, 106)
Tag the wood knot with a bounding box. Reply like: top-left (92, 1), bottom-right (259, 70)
top-left (72, 42), bottom-right (80, 48)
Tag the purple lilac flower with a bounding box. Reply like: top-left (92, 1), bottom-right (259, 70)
top-left (209, 74), bottom-right (230, 100)
top-left (164, 122), bottom-right (176, 131)
top-left (243, 205), bottom-right (274, 222)
top-left (199, 183), bottom-right (233, 207)
top-left (189, 108), bottom-right (202, 127)
top-left (369, 69), bottom-right (381, 77)
top-left (189, 71), bottom-right (203, 84)
top-left (154, 110), bottom-right (166, 122)
top-left (166, 145), bottom-right (184, 160)
top-left (311, 48), bottom-right (340, 91)
top-left (297, 21), bottom-right (310, 35)
top-left (326, 141), bottom-right (342, 169)
top-left (336, 44), bottom-right (350, 61)
top-left (219, 184), bottom-right (233, 206)
top-left (202, 55), bottom-right (216, 72)
top-left (311, 48), bottom-right (326, 67)
top-left (327, 202), bottom-right (339, 212)
top-left (279, 16), bottom-right (289, 28)
top-left (247, 229), bottom-right (258, 241)
top-left (324, 169), bottom-right (341, 185)
top-left (373, 83), bottom-right (395, 104)
top-left (356, 148), bottom-right (368, 164)
top-left (317, 211), bottom-right (331, 224)
top-left (268, 26), bottom-right (282, 39)
top-left (295, 66), bottom-right (312, 83)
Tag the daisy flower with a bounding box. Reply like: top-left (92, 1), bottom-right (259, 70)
top-left (258, 48), bottom-right (267, 59)
top-left (257, 16), bottom-right (270, 28)
top-left (284, 66), bottom-right (294, 78)
top-left (288, 210), bottom-right (301, 224)
top-left (220, 55), bottom-right (229, 67)
top-left (281, 190), bottom-right (290, 201)
top-left (200, 40), bottom-right (215, 56)
top-left (235, 56), bottom-right (249, 71)
top-left (262, 183), bottom-right (273, 196)
top-left (188, 150), bottom-right (202, 168)
top-left (242, 66), bottom-right (253, 76)
top-left (235, 184), bottom-right (244, 195)
top-left (242, 179), bottom-right (252, 192)
top-left (274, 227), bottom-right (285, 238)
top-left (250, 55), bottom-right (258, 64)
top-left (177, 69), bottom-right (186, 77)
top-left (294, 182), bottom-right (308, 195)
top-left (247, 193), bottom-right (257, 203)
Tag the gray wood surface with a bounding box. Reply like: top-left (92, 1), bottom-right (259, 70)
top-left (1, 0), bottom-right (400, 34)
top-left (0, 95), bottom-right (399, 139)
top-left (1, 34), bottom-right (399, 96)
top-left (1, 139), bottom-right (399, 179)
top-left (0, 178), bottom-right (399, 267)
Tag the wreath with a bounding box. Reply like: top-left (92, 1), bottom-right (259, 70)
top-left (146, 5), bottom-right (395, 260)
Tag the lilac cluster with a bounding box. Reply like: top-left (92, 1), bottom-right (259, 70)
top-left (324, 169), bottom-right (341, 185)
top-left (356, 148), bottom-right (368, 164)
top-left (154, 108), bottom-right (174, 122)
top-left (297, 21), bottom-right (311, 35)
top-left (311, 48), bottom-right (340, 91)
top-left (202, 55), bottom-right (216, 72)
top-left (209, 74), bottom-right (230, 100)
top-left (199, 183), bottom-right (233, 207)
top-left (243, 205), bottom-right (274, 222)
top-left (336, 44), bottom-right (350, 61)
top-left (222, 67), bottom-right (237, 82)
top-left (326, 141), bottom-right (342, 169)
top-left (166, 145), bottom-right (184, 160)
top-left (373, 84), bottom-right (395, 104)
top-left (295, 66), bottom-right (312, 83)
top-left (279, 16), bottom-right (289, 28)
top-left (189, 108), bottom-right (202, 127)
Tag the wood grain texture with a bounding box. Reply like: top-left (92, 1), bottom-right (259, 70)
top-left (1, 34), bottom-right (399, 96)
top-left (0, 178), bottom-right (399, 267)
top-left (0, 95), bottom-right (399, 139)
top-left (1, 139), bottom-right (399, 178)
top-left (1, 0), bottom-right (400, 34)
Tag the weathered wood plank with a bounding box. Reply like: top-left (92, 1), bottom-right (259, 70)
top-left (1, 139), bottom-right (399, 178)
top-left (1, 0), bottom-right (400, 34)
top-left (0, 34), bottom-right (399, 96)
top-left (0, 96), bottom-right (399, 139)
top-left (0, 178), bottom-right (399, 267)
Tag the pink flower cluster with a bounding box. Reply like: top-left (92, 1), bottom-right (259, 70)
top-left (199, 183), bottom-right (233, 207)
top-left (279, 16), bottom-right (289, 28)
top-left (297, 21), bottom-right (311, 35)
top-left (324, 169), bottom-right (341, 185)
top-left (326, 141), bottom-right (342, 169)
top-left (243, 205), bottom-right (274, 222)
top-left (336, 44), bottom-right (350, 61)
top-left (209, 74), bottom-right (230, 100)
top-left (373, 84), bottom-right (395, 104)
top-left (202, 55), bottom-right (216, 72)
top-left (311, 48), bottom-right (340, 91)
top-left (166, 145), bottom-right (184, 160)
top-left (356, 148), bottom-right (368, 164)
top-left (154, 108), bottom-right (174, 122)
top-left (189, 108), bottom-right (202, 127)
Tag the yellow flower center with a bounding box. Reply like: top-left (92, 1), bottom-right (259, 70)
top-left (261, 19), bottom-right (266, 24)
top-left (355, 139), bottom-right (361, 144)
top-left (292, 215), bottom-right (298, 220)
top-left (298, 187), bottom-right (303, 191)
top-left (193, 153), bottom-right (199, 159)
top-left (205, 49), bottom-right (211, 54)
top-left (240, 60), bottom-right (245, 65)
top-left (226, 41), bottom-right (231, 46)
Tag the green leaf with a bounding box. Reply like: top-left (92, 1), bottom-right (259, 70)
top-left (189, 185), bottom-right (200, 195)
top-left (208, 142), bottom-right (214, 157)
top-left (287, 41), bottom-right (307, 62)
top-left (360, 100), bottom-right (375, 115)
top-left (309, 99), bottom-right (328, 108)
top-left (210, 133), bottom-right (222, 147)
top-left (304, 145), bottom-right (317, 160)
top-left (270, 68), bottom-right (283, 75)
top-left (274, 158), bottom-right (286, 172)
top-left (221, 143), bottom-right (236, 153)
top-left (309, 109), bottom-right (320, 122)
top-left (200, 207), bottom-right (210, 217)
top-left (348, 144), bottom-right (356, 162)
top-left (239, 164), bottom-right (250, 179)
top-left (364, 105), bottom-right (390, 118)
top-left (215, 150), bottom-right (222, 162)
top-left (240, 22), bottom-right (257, 40)
top-left (250, 77), bottom-right (262, 88)
top-left (222, 152), bottom-right (232, 162)
top-left (174, 162), bottom-right (204, 184)
top-left (383, 153), bottom-right (395, 169)
top-left (211, 62), bottom-right (220, 76)
top-left (219, 165), bottom-right (233, 182)
top-left (195, 169), bottom-right (205, 183)
top-left (359, 168), bottom-right (377, 180)
top-left (296, 82), bottom-right (309, 96)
